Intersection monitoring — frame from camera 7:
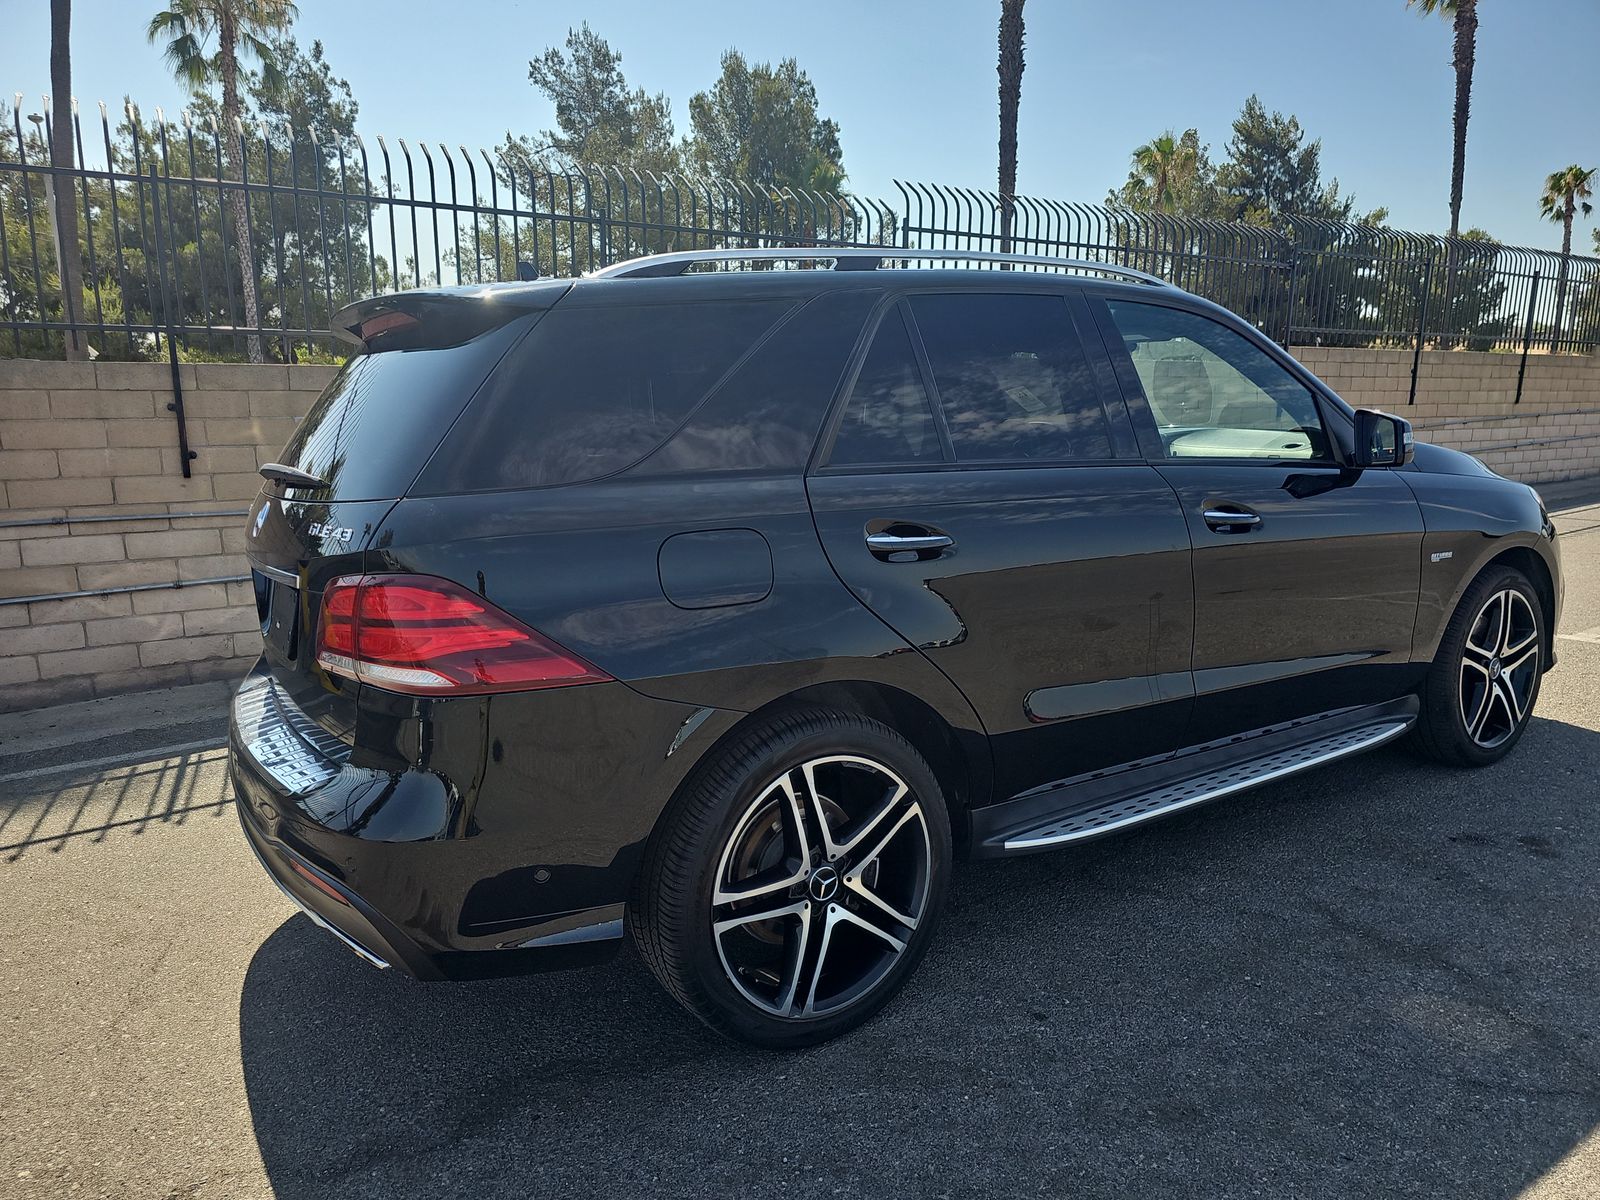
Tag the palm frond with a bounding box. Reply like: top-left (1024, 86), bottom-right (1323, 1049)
top-left (145, 9), bottom-right (187, 39)
top-left (168, 32), bottom-right (212, 89)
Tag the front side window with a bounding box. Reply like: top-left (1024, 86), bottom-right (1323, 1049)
top-left (1105, 300), bottom-right (1329, 461)
top-left (909, 292), bottom-right (1113, 463)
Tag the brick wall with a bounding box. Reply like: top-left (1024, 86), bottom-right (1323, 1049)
top-left (1291, 347), bottom-right (1600, 484)
top-left (0, 359), bottom-right (335, 712)
top-left (1, 349), bottom-right (1597, 713)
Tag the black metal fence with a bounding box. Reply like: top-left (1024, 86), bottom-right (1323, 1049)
top-left (4, 96), bottom-right (1600, 362)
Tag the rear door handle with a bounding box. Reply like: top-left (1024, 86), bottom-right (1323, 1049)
top-left (1202, 507), bottom-right (1262, 531)
top-left (866, 532), bottom-right (954, 553)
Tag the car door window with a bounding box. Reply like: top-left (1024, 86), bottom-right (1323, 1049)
top-left (1105, 300), bottom-right (1330, 462)
top-left (827, 305), bottom-right (944, 466)
top-left (909, 293), bottom-right (1114, 463)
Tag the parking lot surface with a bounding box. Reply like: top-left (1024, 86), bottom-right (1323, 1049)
top-left (2, 484), bottom-right (1599, 1199)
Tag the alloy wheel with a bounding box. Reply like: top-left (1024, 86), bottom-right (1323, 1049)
top-left (711, 755), bottom-right (932, 1019)
top-left (1458, 588), bottom-right (1540, 749)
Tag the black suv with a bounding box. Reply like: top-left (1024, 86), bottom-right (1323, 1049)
top-left (232, 248), bottom-right (1562, 1047)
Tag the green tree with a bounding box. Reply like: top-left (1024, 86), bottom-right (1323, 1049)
top-left (1107, 129), bottom-right (1221, 216)
top-left (687, 51), bottom-right (844, 193)
top-left (248, 35), bottom-right (382, 353)
top-left (50, 0), bottom-right (88, 359)
top-left (1539, 164), bottom-right (1595, 349)
top-left (147, 0), bottom-right (297, 362)
top-left (1215, 96), bottom-right (1376, 225)
top-left (996, 0), bottom-right (1026, 251)
top-left (487, 23), bottom-right (685, 276)
top-left (0, 122), bottom-right (132, 360)
top-left (1407, 0), bottom-right (1477, 240)
top-left (507, 22), bottom-right (680, 174)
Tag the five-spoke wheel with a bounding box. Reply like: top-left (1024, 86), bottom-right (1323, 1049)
top-left (1458, 587), bottom-right (1541, 749)
top-left (1414, 564), bottom-right (1545, 766)
top-left (711, 755), bottom-right (933, 1018)
top-left (630, 710), bottom-right (950, 1048)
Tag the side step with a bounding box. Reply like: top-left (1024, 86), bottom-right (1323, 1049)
top-left (976, 700), bottom-right (1416, 856)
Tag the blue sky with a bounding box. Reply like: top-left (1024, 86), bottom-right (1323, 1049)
top-left (4, 0), bottom-right (1595, 251)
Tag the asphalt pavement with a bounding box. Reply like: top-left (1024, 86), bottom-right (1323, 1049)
top-left (2, 481), bottom-right (1600, 1199)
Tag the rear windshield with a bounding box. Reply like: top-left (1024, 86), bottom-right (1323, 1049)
top-left (276, 316), bottom-right (533, 501)
top-left (415, 298), bottom-right (789, 492)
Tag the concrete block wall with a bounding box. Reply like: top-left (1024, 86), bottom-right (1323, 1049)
top-left (0, 359), bottom-right (335, 712)
top-left (1291, 347), bottom-right (1600, 484)
top-left (1, 348), bottom-right (1598, 713)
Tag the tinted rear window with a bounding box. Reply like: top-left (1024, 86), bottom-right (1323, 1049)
top-left (828, 305), bottom-right (943, 466)
top-left (417, 299), bottom-right (788, 492)
top-left (277, 316), bottom-right (532, 501)
top-left (909, 293), bottom-right (1113, 462)
top-left (632, 290), bottom-right (878, 476)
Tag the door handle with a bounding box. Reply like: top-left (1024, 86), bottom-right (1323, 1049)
top-left (1202, 507), bottom-right (1262, 531)
top-left (866, 532), bottom-right (954, 553)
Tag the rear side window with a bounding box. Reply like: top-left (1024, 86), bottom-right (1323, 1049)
top-left (277, 316), bottom-right (532, 501)
top-left (827, 306), bottom-right (943, 466)
top-left (418, 300), bottom-right (787, 491)
top-left (635, 289), bottom-right (879, 475)
top-left (909, 293), bottom-right (1113, 463)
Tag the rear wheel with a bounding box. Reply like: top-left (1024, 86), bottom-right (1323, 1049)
top-left (1413, 565), bottom-right (1544, 766)
top-left (630, 709), bottom-right (951, 1048)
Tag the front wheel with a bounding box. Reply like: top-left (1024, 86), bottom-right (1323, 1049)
top-left (1413, 565), bottom-right (1545, 766)
top-left (629, 709), bottom-right (952, 1048)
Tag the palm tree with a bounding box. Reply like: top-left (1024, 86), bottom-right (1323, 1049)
top-left (147, 0), bottom-right (296, 362)
top-left (50, 0), bottom-right (87, 360)
top-left (1407, 0), bottom-right (1478, 241)
top-left (1540, 165), bottom-right (1595, 350)
top-left (996, 0), bottom-right (1026, 253)
top-left (1131, 132), bottom-right (1199, 214)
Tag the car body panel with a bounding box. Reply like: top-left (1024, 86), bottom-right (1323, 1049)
top-left (1152, 460), bottom-right (1427, 742)
top-left (809, 465), bottom-right (1195, 799)
top-left (1398, 466), bottom-right (1562, 664)
top-left (229, 264), bottom-right (1563, 988)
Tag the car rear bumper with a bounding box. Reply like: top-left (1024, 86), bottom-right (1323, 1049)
top-left (235, 793), bottom-right (432, 976)
top-left (228, 664), bottom-right (727, 980)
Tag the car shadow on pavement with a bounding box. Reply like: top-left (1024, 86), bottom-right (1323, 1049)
top-left (241, 715), bottom-right (1600, 1199)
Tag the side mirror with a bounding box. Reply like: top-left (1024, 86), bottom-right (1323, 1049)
top-left (1352, 408), bottom-right (1414, 468)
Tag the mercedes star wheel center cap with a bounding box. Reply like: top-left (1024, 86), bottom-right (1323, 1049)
top-left (808, 864), bottom-right (841, 903)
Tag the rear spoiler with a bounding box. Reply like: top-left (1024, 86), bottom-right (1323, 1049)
top-left (331, 281), bottom-right (571, 352)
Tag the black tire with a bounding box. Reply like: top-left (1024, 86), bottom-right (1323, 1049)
top-left (1412, 564), bottom-right (1545, 767)
top-left (629, 708), bottom-right (952, 1049)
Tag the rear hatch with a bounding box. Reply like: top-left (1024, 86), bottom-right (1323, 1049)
top-left (240, 283), bottom-right (569, 748)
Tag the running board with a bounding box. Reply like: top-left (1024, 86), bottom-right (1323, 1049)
top-left (975, 701), bottom-right (1416, 857)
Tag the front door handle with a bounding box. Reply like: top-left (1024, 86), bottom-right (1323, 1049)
top-left (1202, 507), bottom-right (1262, 532)
top-left (866, 532), bottom-right (954, 554)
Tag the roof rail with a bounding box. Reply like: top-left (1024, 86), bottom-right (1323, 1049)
top-left (586, 247), bottom-right (1172, 287)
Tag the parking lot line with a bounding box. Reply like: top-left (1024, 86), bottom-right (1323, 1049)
top-left (0, 739), bottom-right (226, 784)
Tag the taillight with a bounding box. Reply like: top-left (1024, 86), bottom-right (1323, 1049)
top-left (315, 573), bottom-right (611, 696)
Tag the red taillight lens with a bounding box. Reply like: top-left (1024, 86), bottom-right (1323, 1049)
top-left (314, 574), bottom-right (611, 696)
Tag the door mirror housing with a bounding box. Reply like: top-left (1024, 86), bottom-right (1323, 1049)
top-left (1352, 409), bottom-right (1414, 468)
